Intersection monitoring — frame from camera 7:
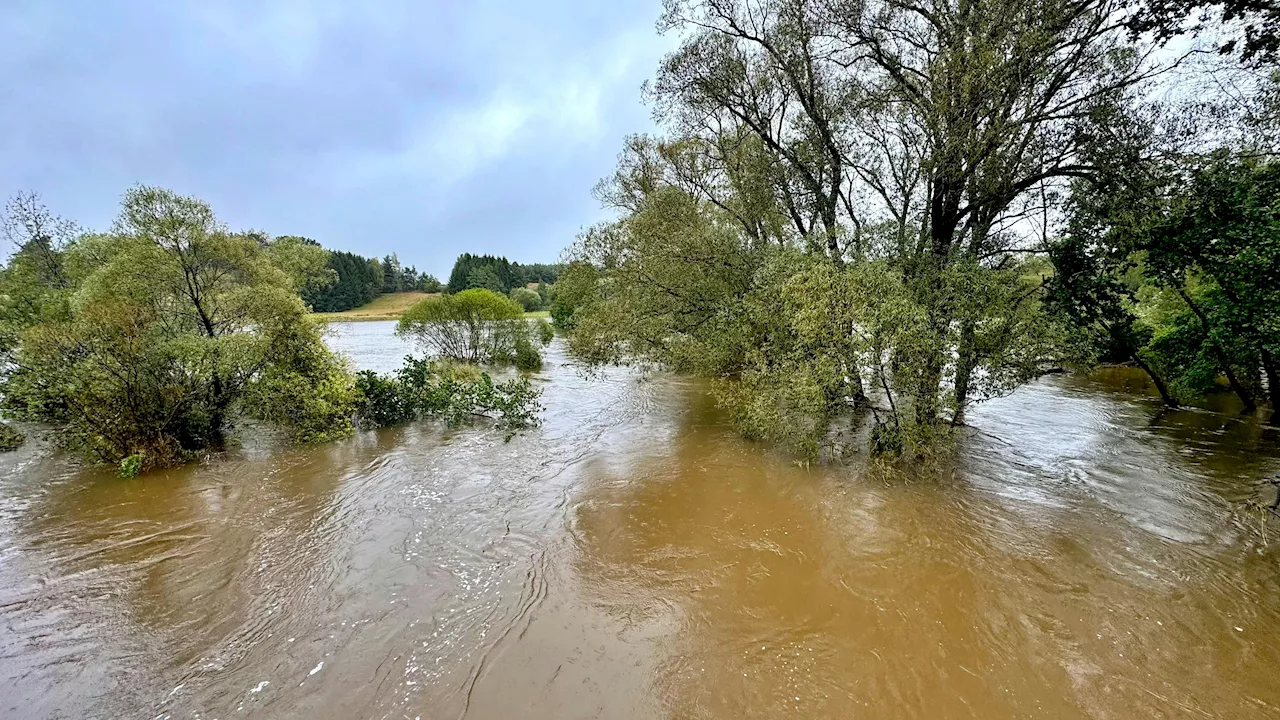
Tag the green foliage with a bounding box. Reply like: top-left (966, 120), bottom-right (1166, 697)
top-left (445, 253), bottom-right (563, 294)
top-left (419, 274), bottom-right (443, 293)
top-left (536, 318), bottom-right (554, 345)
top-left (396, 289), bottom-right (541, 367)
top-left (303, 249), bottom-right (383, 312)
top-left (465, 266), bottom-right (505, 293)
top-left (514, 334), bottom-right (542, 371)
top-left (264, 236), bottom-right (335, 295)
top-left (510, 286), bottom-right (542, 311)
top-left (562, 173), bottom-right (1070, 456)
top-left (242, 317), bottom-right (358, 444)
top-left (554, 0), bottom-right (1169, 456)
top-left (548, 262), bottom-right (598, 330)
top-left (354, 356), bottom-right (542, 436)
top-left (119, 453), bottom-right (143, 478)
top-left (0, 187), bottom-right (357, 472)
top-left (1049, 152), bottom-right (1280, 410)
top-left (0, 422), bottom-right (24, 451)
top-left (353, 370), bottom-right (417, 428)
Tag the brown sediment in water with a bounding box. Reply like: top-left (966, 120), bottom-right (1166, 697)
top-left (1, 321), bottom-right (1278, 719)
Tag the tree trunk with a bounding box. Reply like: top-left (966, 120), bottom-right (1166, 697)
top-left (951, 321), bottom-right (976, 426)
top-left (1176, 286), bottom-right (1255, 411)
top-left (1262, 347), bottom-right (1280, 410)
top-left (1131, 351), bottom-right (1178, 408)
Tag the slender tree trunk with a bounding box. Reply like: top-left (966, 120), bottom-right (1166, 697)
top-left (913, 176), bottom-right (962, 426)
top-left (1176, 286), bottom-right (1255, 411)
top-left (952, 321), bottom-right (976, 426)
top-left (1131, 351), bottom-right (1178, 408)
top-left (1262, 347), bottom-right (1280, 410)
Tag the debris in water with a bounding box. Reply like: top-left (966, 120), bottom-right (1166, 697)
top-left (250, 681), bottom-right (269, 694)
top-left (310, 661), bottom-right (324, 676)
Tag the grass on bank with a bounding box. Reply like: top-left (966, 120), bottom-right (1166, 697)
top-left (313, 292), bottom-right (434, 321)
top-left (313, 292), bottom-right (551, 322)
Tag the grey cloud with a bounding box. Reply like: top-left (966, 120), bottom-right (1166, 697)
top-left (0, 0), bottom-right (670, 276)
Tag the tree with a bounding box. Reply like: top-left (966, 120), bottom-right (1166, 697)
top-left (302, 249), bottom-right (382, 312)
top-left (465, 265), bottom-right (505, 293)
top-left (419, 274), bottom-right (444, 293)
top-left (1140, 153), bottom-right (1280, 410)
top-left (0, 187), bottom-right (358, 472)
top-left (382, 253), bottom-right (402, 292)
top-left (396, 289), bottom-right (550, 366)
top-left (1046, 217), bottom-right (1180, 407)
top-left (265, 235), bottom-right (335, 295)
top-left (400, 264), bottom-right (420, 291)
top-left (509, 286), bottom-right (542, 311)
top-left (556, 0), bottom-right (1171, 454)
top-left (1126, 0), bottom-right (1280, 64)
top-left (549, 262), bottom-right (598, 330)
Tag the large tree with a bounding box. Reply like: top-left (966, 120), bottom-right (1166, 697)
top-left (0, 188), bottom-right (356, 471)
top-left (563, 0), bottom-right (1167, 452)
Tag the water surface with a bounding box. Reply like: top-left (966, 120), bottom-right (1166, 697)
top-left (1, 321), bottom-right (1278, 719)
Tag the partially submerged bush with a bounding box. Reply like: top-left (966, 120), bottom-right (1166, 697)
top-left (354, 356), bottom-right (541, 435)
top-left (0, 422), bottom-right (24, 451)
top-left (396, 289), bottom-right (551, 368)
top-left (536, 319), bottom-right (554, 345)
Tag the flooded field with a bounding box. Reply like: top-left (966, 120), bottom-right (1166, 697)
top-left (2, 321), bottom-right (1279, 719)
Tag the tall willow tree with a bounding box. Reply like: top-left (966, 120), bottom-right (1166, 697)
top-left (565, 0), bottom-right (1173, 453)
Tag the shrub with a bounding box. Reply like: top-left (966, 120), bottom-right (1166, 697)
top-left (353, 370), bottom-right (416, 428)
top-left (510, 287), bottom-right (542, 311)
top-left (0, 422), bottom-right (24, 451)
top-left (514, 334), bottom-right (542, 370)
top-left (536, 319), bottom-right (554, 345)
top-left (354, 356), bottom-right (542, 436)
top-left (397, 289), bottom-right (542, 367)
top-left (119, 453), bottom-right (144, 478)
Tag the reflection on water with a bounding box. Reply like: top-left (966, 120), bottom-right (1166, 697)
top-left (1, 325), bottom-right (1278, 719)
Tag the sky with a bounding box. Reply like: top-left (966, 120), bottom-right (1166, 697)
top-left (0, 0), bottom-right (673, 278)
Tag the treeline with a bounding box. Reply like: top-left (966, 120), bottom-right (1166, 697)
top-left (553, 0), bottom-right (1280, 457)
top-left (303, 249), bottom-right (443, 313)
top-left (446, 253), bottom-right (562, 294)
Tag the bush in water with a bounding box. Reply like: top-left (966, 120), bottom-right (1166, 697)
top-left (355, 356), bottom-right (542, 437)
top-left (396, 289), bottom-right (551, 368)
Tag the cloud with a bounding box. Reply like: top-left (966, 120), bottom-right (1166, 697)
top-left (0, 0), bottom-right (673, 277)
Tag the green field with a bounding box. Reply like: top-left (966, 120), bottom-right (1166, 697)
top-left (314, 292), bottom-right (551, 322)
top-left (313, 292), bottom-right (434, 322)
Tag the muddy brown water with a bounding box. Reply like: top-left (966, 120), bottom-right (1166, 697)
top-left (2, 320), bottom-right (1280, 719)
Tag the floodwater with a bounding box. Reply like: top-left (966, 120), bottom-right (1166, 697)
top-left (2, 321), bottom-right (1280, 719)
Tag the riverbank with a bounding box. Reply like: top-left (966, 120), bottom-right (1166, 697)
top-left (312, 292), bottom-right (434, 322)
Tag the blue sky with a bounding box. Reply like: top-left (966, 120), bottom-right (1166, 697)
top-left (0, 1), bottom-right (671, 278)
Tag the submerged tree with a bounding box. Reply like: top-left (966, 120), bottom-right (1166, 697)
top-left (561, 0), bottom-right (1163, 454)
top-left (0, 187), bottom-right (355, 471)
